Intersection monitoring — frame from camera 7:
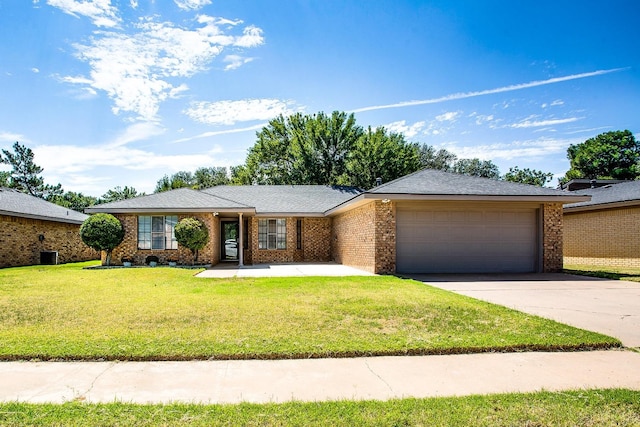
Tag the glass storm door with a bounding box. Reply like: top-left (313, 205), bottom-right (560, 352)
top-left (221, 221), bottom-right (239, 261)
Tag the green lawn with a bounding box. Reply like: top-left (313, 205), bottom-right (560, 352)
top-left (565, 264), bottom-right (640, 282)
top-left (0, 262), bottom-right (619, 361)
top-left (1, 389), bottom-right (638, 426)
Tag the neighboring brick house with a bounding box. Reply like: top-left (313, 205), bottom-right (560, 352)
top-left (564, 180), bottom-right (640, 268)
top-left (86, 169), bottom-right (586, 273)
top-left (0, 188), bottom-right (98, 268)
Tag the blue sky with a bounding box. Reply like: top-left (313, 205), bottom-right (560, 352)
top-left (1, 0), bottom-right (638, 196)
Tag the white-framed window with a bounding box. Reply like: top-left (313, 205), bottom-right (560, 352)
top-left (258, 218), bottom-right (286, 250)
top-left (138, 215), bottom-right (178, 250)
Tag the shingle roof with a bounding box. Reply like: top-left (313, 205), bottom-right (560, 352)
top-left (564, 180), bottom-right (640, 210)
top-left (86, 188), bottom-right (251, 213)
top-left (0, 187), bottom-right (88, 224)
top-left (366, 168), bottom-right (584, 199)
top-left (202, 185), bottom-right (362, 214)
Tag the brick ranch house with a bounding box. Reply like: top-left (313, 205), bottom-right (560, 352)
top-left (564, 180), bottom-right (640, 268)
top-left (86, 169), bottom-right (588, 274)
top-left (0, 187), bottom-right (98, 268)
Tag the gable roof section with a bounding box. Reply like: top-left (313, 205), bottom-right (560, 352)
top-left (202, 185), bottom-right (361, 215)
top-left (0, 187), bottom-right (88, 224)
top-left (564, 180), bottom-right (640, 212)
top-left (327, 169), bottom-right (589, 215)
top-left (85, 188), bottom-right (253, 214)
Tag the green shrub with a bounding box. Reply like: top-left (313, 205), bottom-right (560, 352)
top-left (174, 217), bottom-right (209, 263)
top-left (79, 214), bottom-right (124, 266)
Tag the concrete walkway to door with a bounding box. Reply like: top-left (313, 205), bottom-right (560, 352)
top-left (407, 273), bottom-right (640, 347)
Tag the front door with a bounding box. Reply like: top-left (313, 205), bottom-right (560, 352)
top-left (221, 221), bottom-right (239, 261)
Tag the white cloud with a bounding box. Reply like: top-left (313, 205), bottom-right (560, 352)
top-left (447, 136), bottom-right (580, 161)
top-left (351, 68), bottom-right (627, 113)
top-left (173, 123), bottom-right (267, 143)
top-left (108, 122), bottom-right (166, 148)
top-left (184, 99), bottom-right (296, 126)
top-left (174, 0), bottom-right (211, 11)
top-left (46, 0), bottom-right (121, 27)
top-left (63, 16), bottom-right (264, 121)
top-left (435, 111), bottom-right (461, 122)
top-left (31, 68), bottom-right (40, 73)
top-left (0, 132), bottom-right (28, 143)
top-left (385, 120), bottom-right (426, 138)
top-left (510, 117), bottom-right (580, 128)
top-left (223, 54), bottom-right (255, 71)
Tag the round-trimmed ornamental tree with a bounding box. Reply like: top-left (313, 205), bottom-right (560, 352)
top-left (174, 217), bottom-right (209, 264)
top-left (79, 213), bottom-right (125, 266)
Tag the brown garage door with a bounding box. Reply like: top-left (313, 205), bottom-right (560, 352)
top-left (396, 203), bottom-right (539, 273)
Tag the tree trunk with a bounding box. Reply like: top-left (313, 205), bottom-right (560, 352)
top-left (105, 250), bottom-right (112, 266)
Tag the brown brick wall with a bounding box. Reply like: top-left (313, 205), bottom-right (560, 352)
top-left (564, 206), bottom-right (640, 268)
top-left (332, 202), bottom-right (376, 272)
top-left (249, 217), bottom-right (332, 264)
top-left (0, 214), bottom-right (99, 268)
top-left (109, 213), bottom-right (219, 266)
top-left (543, 203), bottom-right (563, 272)
top-left (374, 200), bottom-right (396, 274)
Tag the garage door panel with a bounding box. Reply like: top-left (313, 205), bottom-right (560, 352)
top-left (397, 205), bottom-right (539, 273)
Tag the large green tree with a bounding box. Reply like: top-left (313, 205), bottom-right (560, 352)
top-left (564, 130), bottom-right (639, 181)
top-left (0, 141), bottom-right (63, 198)
top-left (233, 111), bottom-right (364, 185)
top-left (503, 167), bottom-right (554, 187)
top-left (452, 158), bottom-right (501, 179)
top-left (418, 145), bottom-right (458, 171)
top-left (346, 126), bottom-right (421, 189)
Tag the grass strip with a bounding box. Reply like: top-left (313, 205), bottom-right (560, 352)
top-left (565, 264), bottom-right (640, 282)
top-left (0, 262), bottom-right (619, 361)
top-left (0, 389), bottom-right (638, 426)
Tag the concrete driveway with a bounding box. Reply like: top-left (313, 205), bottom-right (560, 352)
top-left (406, 273), bottom-right (640, 347)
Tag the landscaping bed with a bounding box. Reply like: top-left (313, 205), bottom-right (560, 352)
top-left (0, 262), bottom-right (619, 361)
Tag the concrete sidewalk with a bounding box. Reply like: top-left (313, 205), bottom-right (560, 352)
top-left (196, 262), bottom-right (375, 278)
top-left (3, 350), bottom-right (639, 404)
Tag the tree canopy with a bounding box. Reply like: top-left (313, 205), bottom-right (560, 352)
top-left (564, 130), bottom-right (639, 182)
top-left (79, 213), bottom-right (125, 266)
top-left (452, 158), bottom-right (501, 179)
top-left (232, 111), bottom-right (509, 189)
top-left (100, 186), bottom-right (144, 203)
top-left (155, 167), bottom-right (230, 193)
top-left (0, 141), bottom-right (63, 198)
top-left (503, 167), bottom-right (554, 187)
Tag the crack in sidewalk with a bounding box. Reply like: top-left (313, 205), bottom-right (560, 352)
top-left (76, 362), bottom-right (117, 401)
top-left (364, 360), bottom-right (393, 393)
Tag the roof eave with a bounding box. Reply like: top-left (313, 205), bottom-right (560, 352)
top-left (325, 193), bottom-right (591, 216)
top-left (362, 193), bottom-right (591, 203)
top-left (84, 207), bottom-right (256, 214)
top-left (254, 212), bottom-right (326, 217)
top-left (563, 199), bottom-right (640, 213)
top-left (0, 209), bottom-right (85, 225)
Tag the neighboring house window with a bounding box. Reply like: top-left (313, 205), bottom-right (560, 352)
top-left (296, 219), bottom-right (302, 250)
top-left (258, 218), bottom-right (286, 250)
top-left (138, 215), bottom-right (178, 250)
